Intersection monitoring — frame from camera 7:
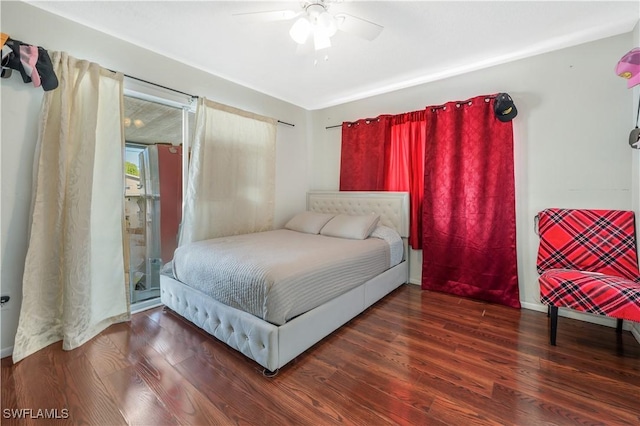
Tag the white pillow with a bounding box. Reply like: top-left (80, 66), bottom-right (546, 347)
top-left (320, 213), bottom-right (380, 240)
top-left (284, 211), bottom-right (335, 234)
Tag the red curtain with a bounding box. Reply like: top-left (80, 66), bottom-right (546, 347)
top-left (421, 96), bottom-right (520, 308)
top-left (386, 111), bottom-right (426, 248)
top-left (340, 115), bottom-right (391, 191)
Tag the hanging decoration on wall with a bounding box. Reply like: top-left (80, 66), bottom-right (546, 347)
top-left (630, 96), bottom-right (640, 149)
top-left (615, 48), bottom-right (640, 148)
top-left (493, 92), bottom-right (518, 122)
top-left (1, 33), bottom-right (58, 91)
top-left (630, 127), bottom-right (639, 149)
top-left (616, 47), bottom-right (640, 89)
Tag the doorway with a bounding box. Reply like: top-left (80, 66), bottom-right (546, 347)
top-left (123, 93), bottom-right (194, 309)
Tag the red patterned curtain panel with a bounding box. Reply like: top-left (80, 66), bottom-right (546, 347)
top-left (386, 111), bottom-right (426, 248)
top-left (339, 116), bottom-right (391, 191)
top-left (421, 96), bottom-right (520, 308)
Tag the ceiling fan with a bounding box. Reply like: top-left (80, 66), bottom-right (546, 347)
top-left (233, 0), bottom-right (383, 51)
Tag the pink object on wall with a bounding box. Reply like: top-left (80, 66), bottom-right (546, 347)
top-left (616, 47), bottom-right (640, 88)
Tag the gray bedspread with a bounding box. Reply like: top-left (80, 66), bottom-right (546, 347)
top-left (172, 229), bottom-right (393, 325)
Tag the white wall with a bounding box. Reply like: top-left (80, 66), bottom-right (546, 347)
top-left (0, 2), bottom-right (310, 355)
top-left (631, 22), bottom-right (640, 342)
top-left (310, 32), bottom-right (636, 329)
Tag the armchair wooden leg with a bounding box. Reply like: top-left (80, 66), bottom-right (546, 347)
top-left (549, 305), bottom-right (558, 346)
top-left (616, 318), bottom-right (623, 334)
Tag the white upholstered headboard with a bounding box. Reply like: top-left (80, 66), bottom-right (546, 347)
top-left (307, 191), bottom-right (410, 238)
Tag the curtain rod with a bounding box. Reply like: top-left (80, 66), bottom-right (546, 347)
top-left (428, 94), bottom-right (497, 111)
top-left (116, 70), bottom-right (295, 127)
top-left (119, 71), bottom-right (198, 99)
top-left (326, 94), bottom-right (501, 127)
top-left (326, 114), bottom-right (388, 130)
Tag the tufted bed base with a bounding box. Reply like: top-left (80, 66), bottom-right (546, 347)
top-left (160, 191), bottom-right (410, 373)
top-left (160, 261), bottom-right (407, 372)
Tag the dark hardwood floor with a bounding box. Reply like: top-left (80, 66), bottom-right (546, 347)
top-left (2, 284), bottom-right (639, 425)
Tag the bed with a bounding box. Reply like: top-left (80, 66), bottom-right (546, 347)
top-left (160, 191), bottom-right (409, 373)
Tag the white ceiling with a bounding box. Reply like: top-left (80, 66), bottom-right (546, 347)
top-left (29, 1), bottom-right (640, 110)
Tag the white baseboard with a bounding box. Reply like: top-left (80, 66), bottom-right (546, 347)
top-left (519, 302), bottom-right (640, 345)
top-left (520, 301), bottom-right (548, 314)
top-left (415, 294), bottom-right (640, 344)
top-left (520, 301), bottom-right (636, 332)
top-left (1, 346), bottom-right (13, 359)
top-left (632, 324), bottom-right (640, 343)
top-left (131, 298), bottom-right (162, 314)
top-left (3, 297), bottom-right (637, 358)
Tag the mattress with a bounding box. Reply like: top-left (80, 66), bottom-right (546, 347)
top-left (171, 227), bottom-right (402, 325)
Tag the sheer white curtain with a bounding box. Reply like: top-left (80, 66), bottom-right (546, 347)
top-left (13, 52), bottom-right (129, 362)
top-left (180, 98), bottom-right (277, 245)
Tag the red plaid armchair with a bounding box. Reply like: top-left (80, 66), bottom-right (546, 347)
top-left (536, 209), bottom-right (640, 345)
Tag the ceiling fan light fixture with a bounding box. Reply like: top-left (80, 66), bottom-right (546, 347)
top-left (306, 3), bottom-right (326, 19)
top-left (290, 17), bottom-right (311, 44)
top-left (290, 1), bottom-right (337, 49)
top-left (235, 0), bottom-right (384, 52)
top-left (317, 11), bottom-right (337, 37)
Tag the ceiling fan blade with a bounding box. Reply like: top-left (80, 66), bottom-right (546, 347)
top-left (233, 9), bottom-right (300, 23)
top-left (334, 13), bottom-right (383, 41)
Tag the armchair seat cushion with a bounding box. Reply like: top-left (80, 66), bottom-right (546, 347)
top-left (540, 268), bottom-right (640, 322)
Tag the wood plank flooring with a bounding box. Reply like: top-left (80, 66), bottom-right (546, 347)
top-left (2, 284), bottom-right (639, 425)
